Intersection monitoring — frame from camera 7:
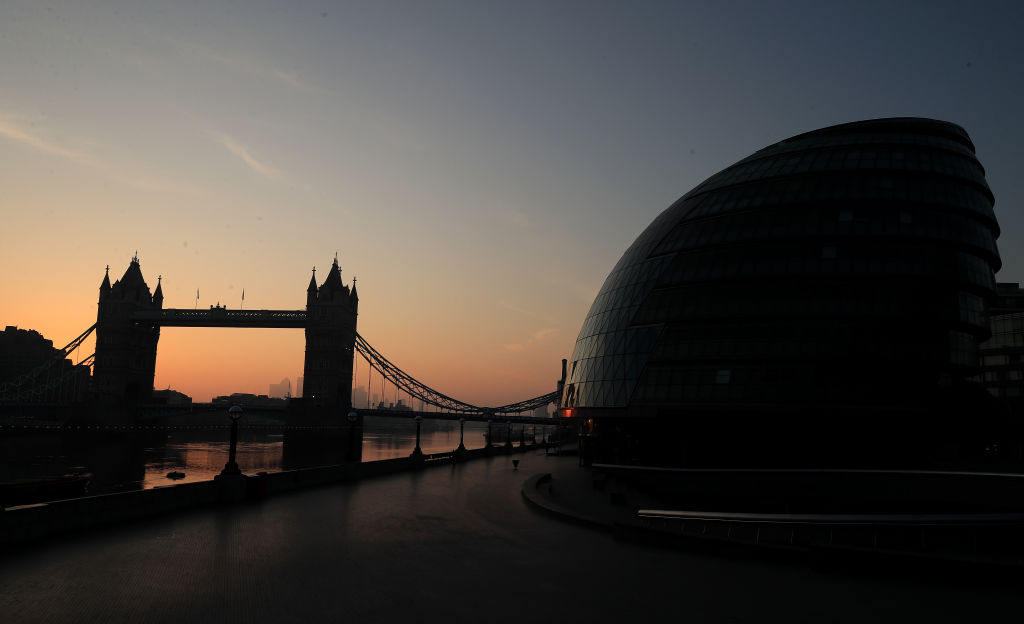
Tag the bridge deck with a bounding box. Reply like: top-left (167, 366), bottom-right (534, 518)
top-left (131, 308), bottom-right (307, 328)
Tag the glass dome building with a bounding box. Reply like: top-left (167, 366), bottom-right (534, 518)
top-left (562, 118), bottom-right (1002, 467)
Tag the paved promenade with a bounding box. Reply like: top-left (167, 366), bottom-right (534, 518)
top-left (2, 452), bottom-right (1022, 623)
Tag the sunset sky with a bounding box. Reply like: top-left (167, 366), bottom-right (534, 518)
top-left (2, 1), bottom-right (1024, 404)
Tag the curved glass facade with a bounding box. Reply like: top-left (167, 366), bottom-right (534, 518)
top-left (562, 118), bottom-right (1001, 466)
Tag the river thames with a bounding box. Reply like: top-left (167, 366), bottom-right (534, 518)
top-left (0, 415), bottom-right (561, 499)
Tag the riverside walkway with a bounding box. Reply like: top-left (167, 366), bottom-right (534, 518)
top-left (1, 453), bottom-right (1021, 623)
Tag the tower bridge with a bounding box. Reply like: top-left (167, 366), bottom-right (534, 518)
top-left (1, 255), bottom-right (562, 420)
top-left (91, 254), bottom-right (357, 410)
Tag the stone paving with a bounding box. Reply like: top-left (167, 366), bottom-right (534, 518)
top-left (1, 452), bottom-right (1022, 623)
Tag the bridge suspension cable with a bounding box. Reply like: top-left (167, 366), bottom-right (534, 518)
top-left (354, 333), bottom-right (482, 413)
top-left (354, 332), bottom-right (557, 415)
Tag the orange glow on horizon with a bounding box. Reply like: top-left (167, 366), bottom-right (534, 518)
top-left (2, 258), bottom-right (576, 406)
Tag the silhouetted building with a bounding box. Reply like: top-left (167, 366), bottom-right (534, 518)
top-left (152, 388), bottom-right (192, 405)
top-left (0, 326), bottom-right (90, 402)
top-left (212, 393), bottom-right (286, 408)
top-left (979, 282), bottom-right (1024, 405)
top-left (0, 326), bottom-right (60, 381)
top-left (93, 255), bottom-right (162, 403)
top-left (561, 118), bottom-right (1002, 468)
top-left (303, 257), bottom-right (359, 409)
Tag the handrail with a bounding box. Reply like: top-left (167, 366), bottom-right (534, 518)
top-left (637, 508), bottom-right (1024, 526)
top-left (594, 463), bottom-right (1024, 479)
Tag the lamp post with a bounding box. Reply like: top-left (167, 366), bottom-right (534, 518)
top-left (221, 404), bottom-right (243, 476)
top-left (412, 414), bottom-right (424, 459)
top-left (347, 410), bottom-right (358, 462)
top-left (457, 417), bottom-right (466, 452)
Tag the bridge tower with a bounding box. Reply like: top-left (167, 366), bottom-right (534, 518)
top-left (93, 255), bottom-right (162, 403)
top-left (302, 256), bottom-right (358, 411)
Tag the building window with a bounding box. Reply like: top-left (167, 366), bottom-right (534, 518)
top-left (715, 369), bottom-right (731, 384)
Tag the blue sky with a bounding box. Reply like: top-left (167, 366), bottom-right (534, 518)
top-left (2, 0), bottom-right (1022, 403)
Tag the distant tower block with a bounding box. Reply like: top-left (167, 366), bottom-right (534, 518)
top-left (302, 256), bottom-right (359, 409)
top-left (94, 255), bottom-right (162, 403)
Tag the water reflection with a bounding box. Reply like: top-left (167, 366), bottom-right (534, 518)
top-left (0, 416), bottom-right (560, 500)
top-left (362, 417), bottom-right (491, 459)
top-left (141, 430), bottom-right (286, 489)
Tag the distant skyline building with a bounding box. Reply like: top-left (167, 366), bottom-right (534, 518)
top-left (561, 118), bottom-right (1002, 468)
top-left (351, 385), bottom-right (368, 410)
top-left (268, 377), bottom-right (292, 399)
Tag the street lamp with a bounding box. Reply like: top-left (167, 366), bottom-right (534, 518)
top-left (220, 404), bottom-right (243, 476)
top-left (412, 414), bottom-right (424, 457)
top-left (457, 416), bottom-right (466, 452)
top-left (347, 410), bottom-right (358, 462)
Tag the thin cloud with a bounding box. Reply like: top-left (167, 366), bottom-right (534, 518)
top-left (501, 209), bottom-right (537, 230)
top-left (270, 67), bottom-right (315, 92)
top-left (0, 115), bottom-right (95, 165)
top-left (532, 328), bottom-right (557, 341)
top-left (215, 133), bottom-right (284, 180)
top-left (0, 114), bottom-right (185, 193)
top-left (168, 37), bottom-right (319, 93)
top-left (497, 300), bottom-right (556, 325)
top-left (503, 327), bottom-right (557, 353)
